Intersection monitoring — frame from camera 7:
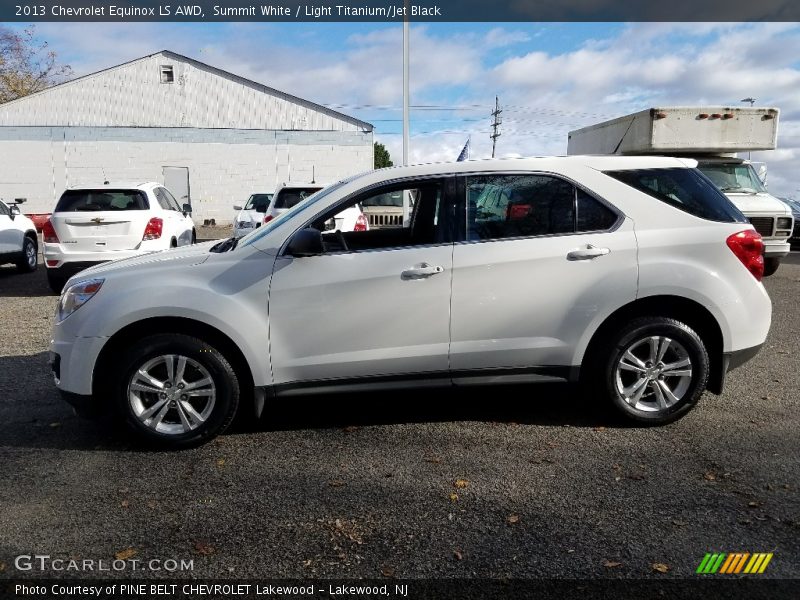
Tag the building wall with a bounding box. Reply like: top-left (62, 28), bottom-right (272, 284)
top-left (0, 126), bottom-right (373, 221)
top-left (0, 53), bottom-right (368, 132)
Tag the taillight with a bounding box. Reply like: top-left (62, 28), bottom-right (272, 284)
top-left (142, 217), bottom-right (163, 241)
top-left (42, 218), bottom-right (59, 243)
top-left (726, 229), bottom-right (764, 281)
top-left (354, 213), bottom-right (369, 232)
top-left (263, 214), bottom-right (274, 224)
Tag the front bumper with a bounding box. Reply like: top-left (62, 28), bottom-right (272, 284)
top-left (762, 239), bottom-right (791, 258)
top-left (49, 334), bottom-right (109, 397)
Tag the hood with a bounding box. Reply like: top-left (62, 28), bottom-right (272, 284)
top-left (236, 209), bottom-right (264, 223)
top-left (723, 192), bottom-right (793, 215)
top-left (69, 241), bottom-right (217, 281)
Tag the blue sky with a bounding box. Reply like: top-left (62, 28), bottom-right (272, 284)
top-left (7, 21), bottom-right (800, 197)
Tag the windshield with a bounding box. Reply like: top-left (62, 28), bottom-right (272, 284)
top-left (243, 193), bottom-right (273, 211)
top-left (698, 163), bottom-right (767, 194)
top-left (273, 187), bottom-right (323, 209)
top-left (237, 178), bottom-right (355, 248)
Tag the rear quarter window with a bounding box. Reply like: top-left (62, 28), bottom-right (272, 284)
top-left (273, 188), bottom-right (323, 209)
top-left (605, 168), bottom-right (746, 223)
top-left (55, 190), bottom-right (149, 212)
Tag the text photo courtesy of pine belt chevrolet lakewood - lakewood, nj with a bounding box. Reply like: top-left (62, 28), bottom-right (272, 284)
top-left (0, 2), bottom-right (798, 597)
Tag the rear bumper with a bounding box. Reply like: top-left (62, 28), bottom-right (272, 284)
top-left (708, 343), bottom-right (763, 394)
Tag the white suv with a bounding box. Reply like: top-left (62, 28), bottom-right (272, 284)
top-left (49, 157), bottom-right (771, 447)
top-left (263, 183), bottom-right (369, 232)
top-left (43, 182), bottom-right (196, 293)
top-left (0, 199), bottom-right (38, 274)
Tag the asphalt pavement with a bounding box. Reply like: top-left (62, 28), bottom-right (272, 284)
top-left (0, 256), bottom-right (798, 582)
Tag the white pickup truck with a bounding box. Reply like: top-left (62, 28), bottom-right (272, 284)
top-left (568, 107), bottom-right (794, 275)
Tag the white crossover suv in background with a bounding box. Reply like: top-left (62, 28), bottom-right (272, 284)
top-left (43, 182), bottom-right (196, 293)
top-left (232, 193), bottom-right (273, 238)
top-left (49, 156), bottom-right (771, 448)
top-left (0, 199), bottom-right (38, 274)
top-left (263, 182), bottom-right (369, 232)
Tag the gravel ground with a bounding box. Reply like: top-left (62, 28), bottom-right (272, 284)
top-left (0, 252), bottom-right (798, 582)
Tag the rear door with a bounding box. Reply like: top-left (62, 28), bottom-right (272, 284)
top-left (50, 189), bottom-right (152, 252)
top-left (157, 187), bottom-right (193, 246)
top-left (449, 172), bottom-right (638, 376)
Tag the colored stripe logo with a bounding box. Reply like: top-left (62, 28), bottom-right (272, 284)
top-left (696, 552), bottom-right (773, 574)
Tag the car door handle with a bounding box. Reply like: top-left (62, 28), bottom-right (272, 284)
top-left (567, 245), bottom-right (611, 261)
top-left (401, 263), bottom-right (445, 279)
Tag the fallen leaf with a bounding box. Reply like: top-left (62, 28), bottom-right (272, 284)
top-left (628, 473), bottom-right (645, 480)
top-left (424, 456), bottom-right (442, 464)
top-left (739, 518), bottom-right (752, 524)
top-left (748, 501), bottom-right (762, 508)
top-left (671, 520), bottom-right (687, 526)
top-left (49, 422), bottom-right (61, 428)
top-left (216, 459), bottom-right (225, 467)
top-left (193, 540), bottom-right (216, 555)
top-left (454, 479), bottom-right (469, 489)
top-left (704, 472), bottom-right (717, 481)
top-left (603, 560), bottom-right (622, 568)
top-left (566, 549), bottom-right (575, 553)
top-left (652, 563), bottom-right (670, 573)
top-left (449, 493), bottom-right (458, 502)
top-left (329, 480), bottom-right (346, 487)
top-left (0, 561), bottom-right (5, 572)
top-left (114, 548), bottom-right (136, 561)
top-left (614, 476), bottom-right (621, 482)
top-left (381, 566), bottom-right (395, 577)
top-left (506, 514), bottom-right (520, 525)
top-left (120, 500), bottom-right (129, 508)
top-left (302, 559), bottom-right (312, 568)
top-left (146, 500), bottom-right (157, 509)
top-left (593, 426), bottom-right (606, 432)
top-left (453, 549), bottom-right (463, 561)
top-left (342, 426), bottom-right (358, 433)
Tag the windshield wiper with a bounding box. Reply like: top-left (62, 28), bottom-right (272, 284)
top-left (210, 236), bottom-right (238, 253)
top-left (720, 187), bottom-right (758, 194)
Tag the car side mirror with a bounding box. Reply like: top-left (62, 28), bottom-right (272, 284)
top-left (182, 203), bottom-right (192, 215)
top-left (286, 228), bottom-right (323, 257)
top-left (233, 205), bottom-right (243, 211)
top-left (9, 205), bottom-right (20, 218)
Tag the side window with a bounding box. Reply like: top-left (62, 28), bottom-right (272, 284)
top-left (466, 174), bottom-right (575, 242)
top-left (161, 187), bottom-right (182, 211)
top-left (309, 181), bottom-right (445, 253)
top-left (153, 189), bottom-right (171, 210)
top-left (576, 190), bottom-right (618, 232)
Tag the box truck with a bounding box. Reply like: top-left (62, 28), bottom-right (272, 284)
top-left (568, 107), bottom-right (794, 276)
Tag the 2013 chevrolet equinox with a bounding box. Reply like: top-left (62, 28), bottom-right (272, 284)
top-left (49, 156), bottom-right (771, 447)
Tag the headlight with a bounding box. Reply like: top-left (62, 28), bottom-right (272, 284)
top-left (57, 278), bottom-right (104, 322)
top-left (776, 217), bottom-right (793, 230)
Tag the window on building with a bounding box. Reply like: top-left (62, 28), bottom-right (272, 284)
top-left (160, 65), bottom-right (174, 83)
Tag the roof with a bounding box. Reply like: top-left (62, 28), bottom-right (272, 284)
top-left (67, 181), bottom-right (158, 190)
top-left (0, 50), bottom-right (373, 132)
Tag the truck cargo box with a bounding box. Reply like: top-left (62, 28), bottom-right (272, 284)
top-left (567, 107), bottom-right (779, 155)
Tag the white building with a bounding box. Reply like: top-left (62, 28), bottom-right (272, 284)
top-left (0, 50), bottom-right (374, 222)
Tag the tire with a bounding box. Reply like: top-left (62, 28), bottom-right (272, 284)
top-left (191, 230), bottom-right (197, 244)
top-left (47, 270), bottom-right (67, 295)
top-left (763, 257), bottom-right (780, 277)
top-left (16, 236), bottom-right (38, 273)
top-left (593, 317), bottom-right (709, 425)
top-left (113, 334), bottom-right (239, 448)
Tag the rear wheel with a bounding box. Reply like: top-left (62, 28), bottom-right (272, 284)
top-left (594, 317), bottom-right (709, 425)
top-left (16, 236), bottom-right (38, 273)
top-left (763, 257), bottom-right (780, 277)
top-left (47, 270), bottom-right (67, 294)
top-left (113, 334), bottom-right (239, 448)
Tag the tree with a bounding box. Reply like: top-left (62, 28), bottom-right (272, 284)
top-left (0, 26), bottom-right (72, 104)
top-left (374, 142), bottom-right (394, 169)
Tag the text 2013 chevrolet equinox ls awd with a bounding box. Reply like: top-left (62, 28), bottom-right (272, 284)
top-left (50, 156), bottom-right (771, 447)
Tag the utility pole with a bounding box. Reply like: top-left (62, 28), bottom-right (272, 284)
top-left (490, 96), bottom-right (502, 158)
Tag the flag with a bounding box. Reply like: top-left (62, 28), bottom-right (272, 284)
top-left (456, 138), bottom-right (470, 162)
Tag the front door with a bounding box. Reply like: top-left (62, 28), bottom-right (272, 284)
top-left (268, 177), bottom-right (454, 386)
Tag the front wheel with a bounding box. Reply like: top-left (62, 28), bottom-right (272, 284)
top-left (763, 257), bottom-right (780, 277)
top-left (114, 334), bottom-right (240, 448)
top-left (596, 317), bottom-right (710, 425)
